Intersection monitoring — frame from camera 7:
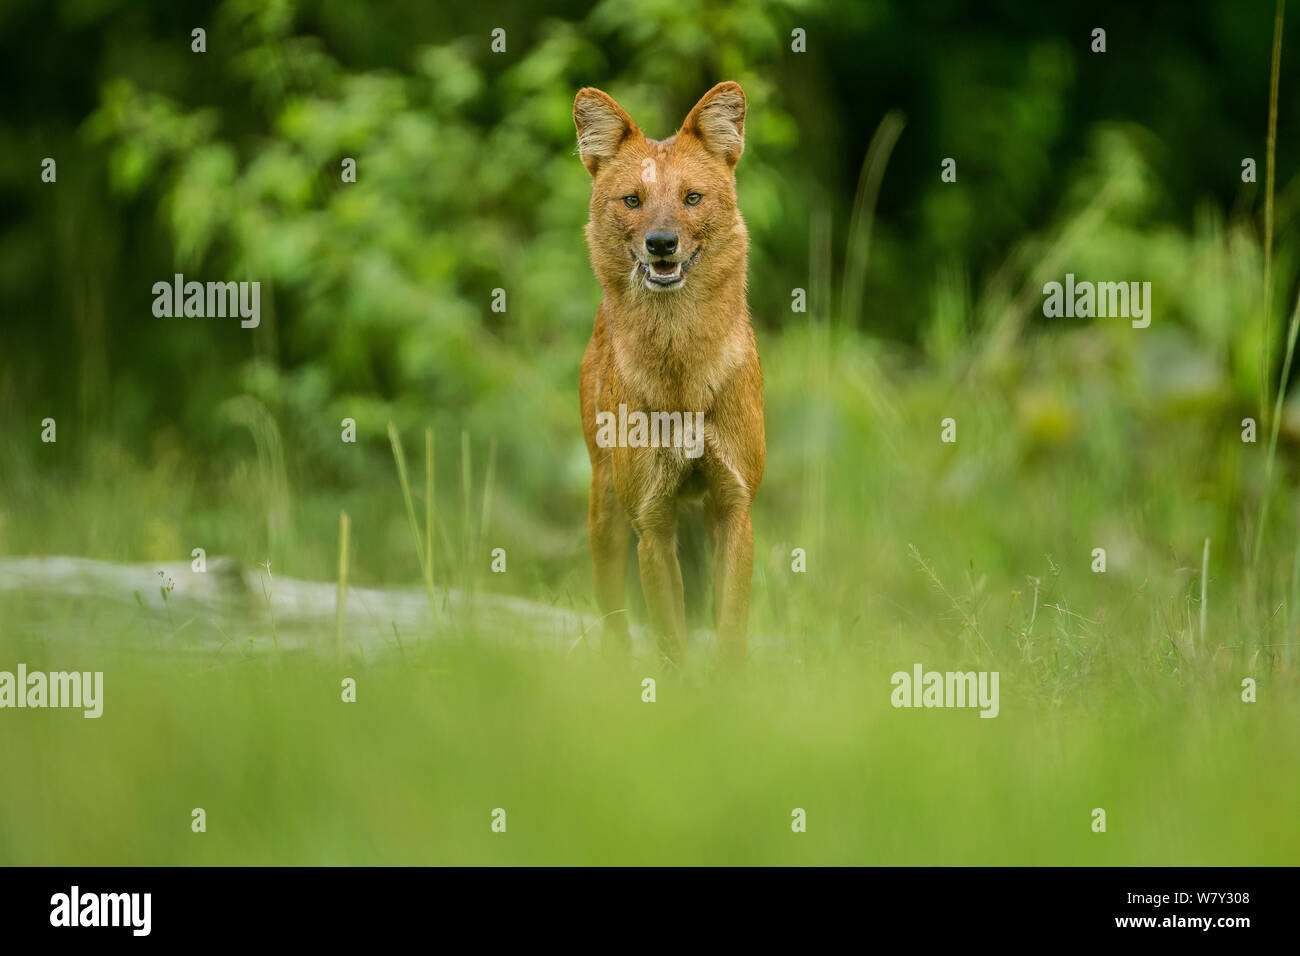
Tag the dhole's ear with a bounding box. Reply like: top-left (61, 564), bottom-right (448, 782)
top-left (573, 87), bottom-right (638, 177)
top-left (682, 81), bottom-right (746, 166)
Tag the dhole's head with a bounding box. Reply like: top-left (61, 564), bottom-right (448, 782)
top-left (573, 82), bottom-right (748, 299)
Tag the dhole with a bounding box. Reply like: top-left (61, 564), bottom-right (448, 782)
top-left (573, 82), bottom-right (765, 667)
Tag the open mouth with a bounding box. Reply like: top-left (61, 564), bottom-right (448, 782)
top-left (645, 260), bottom-right (684, 286)
top-left (633, 248), bottom-right (699, 289)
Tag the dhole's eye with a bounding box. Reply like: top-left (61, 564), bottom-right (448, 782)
top-left (685, 192), bottom-right (703, 206)
top-left (623, 195), bottom-right (641, 208)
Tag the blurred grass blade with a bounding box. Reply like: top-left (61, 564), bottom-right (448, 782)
top-left (425, 427), bottom-right (436, 600)
top-left (389, 422), bottom-right (438, 623)
top-left (1262, 0), bottom-right (1285, 424)
top-left (336, 509), bottom-right (350, 665)
top-left (1252, 282), bottom-right (1300, 567)
top-left (842, 110), bottom-right (905, 326)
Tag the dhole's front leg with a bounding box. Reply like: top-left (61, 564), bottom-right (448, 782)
top-left (588, 459), bottom-right (632, 653)
top-left (711, 503), bottom-right (755, 667)
top-left (633, 506), bottom-right (688, 666)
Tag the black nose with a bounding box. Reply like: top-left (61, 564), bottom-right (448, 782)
top-left (645, 231), bottom-right (678, 257)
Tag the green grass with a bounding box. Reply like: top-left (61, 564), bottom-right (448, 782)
top-left (0, 636), bottom-right (1295, 865)
top-left (2, 315), bottom-right (1298, 864)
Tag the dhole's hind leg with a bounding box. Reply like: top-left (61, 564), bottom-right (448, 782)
top-left (589, 463), bottom-right (632, 653)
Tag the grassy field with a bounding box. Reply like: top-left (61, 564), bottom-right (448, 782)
top-left (2, 316), bottom-right (1298, 865)
top-left (6, 0), bottom-right (1300, 869)
top-left (0, 638), bottom-right (1295, 866)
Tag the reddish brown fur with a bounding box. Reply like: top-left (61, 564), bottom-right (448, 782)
top-left (574, 82), bottom-right (765, 666)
